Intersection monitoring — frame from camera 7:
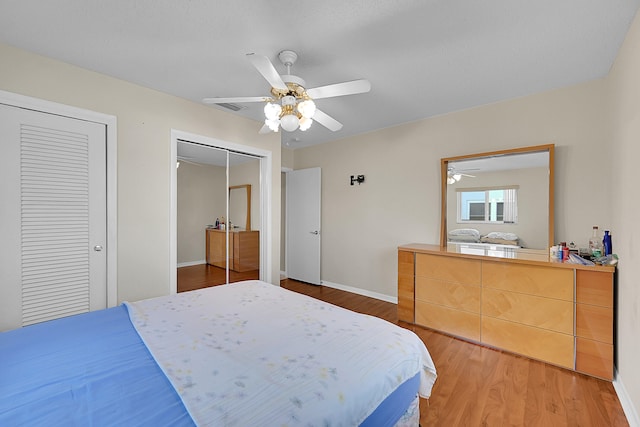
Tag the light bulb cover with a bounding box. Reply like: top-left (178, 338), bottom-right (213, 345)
top-left (453, 174), bottom-right (462, 181)
top-left (297, 100), bottom-right (316, 119)
top-left (280, 114), bottom-right (300, 132)
top-left (299, 117), bottom-right (313, 131)
top-left (264, 103), bottom-right (282, 121)
top-left (265, 119), bottom-right (280, 132)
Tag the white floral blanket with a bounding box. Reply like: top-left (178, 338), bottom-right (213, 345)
top-left (125, 280), bottom-right (436, 426)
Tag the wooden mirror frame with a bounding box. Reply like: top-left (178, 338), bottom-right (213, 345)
top-left (440, 144), bottom-right (555, 249)
top-left (229, 184), bottom-right (251, 231)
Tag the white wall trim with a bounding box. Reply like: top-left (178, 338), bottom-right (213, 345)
top-left (177, 260), bottom-right (206, 268)
top-left (0, 89), bottom-right (118, 308)
top-left (321, 280), bottom-right (398, 304)
top-left (170, 129), bottom-right (273, 294)
top-left (613, 369), bottom-right (640, 427)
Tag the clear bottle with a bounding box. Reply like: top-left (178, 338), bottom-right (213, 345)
top-left (589, 226), bottom-right (603, 257)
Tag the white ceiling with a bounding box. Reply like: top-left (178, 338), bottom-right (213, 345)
top-left (449, 150), bottom-right (549, 173)
top-left (1, 1), bottom-right (638, 149)
top-left (177, 140), bottom-right (259, 167)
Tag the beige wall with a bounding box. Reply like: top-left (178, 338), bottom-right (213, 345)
top-left (177, 162), bottom-right (226, 264)
top-left (606, 8), bottom-right (640, 423)
top-left (446, 167), bottom-right (548, 249)
top-left (0, 42), bottom-right (282, 302)
top-left (281, 146), bottom-right (294, 170)
top-left (294, 78), bottom-right (609, 297)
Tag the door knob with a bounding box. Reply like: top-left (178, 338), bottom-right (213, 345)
top-left (309, 231), bottom-right (319, 235)
top-left (93, 245), bottom-right (103, 251)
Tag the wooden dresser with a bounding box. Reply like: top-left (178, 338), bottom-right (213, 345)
top-left (398, 243), bottom-right (616, 380)
top-left (206, 228), bottom-right (259, 272)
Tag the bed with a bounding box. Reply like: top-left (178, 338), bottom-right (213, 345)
top-left (448, 228), bottom-right (520, 247)
top-left (0, 280), bottom-right (437, 426)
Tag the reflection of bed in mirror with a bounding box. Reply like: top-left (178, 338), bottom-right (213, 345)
top-left (447, 228), bottom-right (521, 248)
top-left (440, 144), bottom-right (554, 250)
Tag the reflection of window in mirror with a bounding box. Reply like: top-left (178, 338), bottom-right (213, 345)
top-left (441, 144), bottom-right (554, 249)
top-left (457, 187), bottom-right (518, 224)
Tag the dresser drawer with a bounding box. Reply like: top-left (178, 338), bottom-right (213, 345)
top-left (576, 303), bottom-right (613, 344)
top-left (482, 261), bottom-right (574, 301)
top-left (576, 337), bottom-right (614, 380)
top-left (576, 270), bottom-right (613, 307)
top-left (398, 250), bottom-right (414, 276)
top-left (397, 251), bottom-right (415, 323)
top-left (482, 288), bottom-right (573, 334)
top-left (415, 300), bottom-right (480, 341)
top-left (416, 277), bottom-right (480, 313)
top-left (416, 253), bottom-right (481, 285)
top-left (482, 316), bottom-right (574, 369)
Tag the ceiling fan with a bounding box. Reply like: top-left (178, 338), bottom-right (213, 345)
top-left (176, 155), bottom-right (205, 168)
top-left (202, 50), bottom-right (371, 134)
top-left (447, 167), bottom-right (476, 184)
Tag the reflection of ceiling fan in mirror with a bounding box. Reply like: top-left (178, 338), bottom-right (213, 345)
top-left (447, 167), bottom-right (476, 184)
top-left (202, 50), bottom-right (371, 134)
top-left (176, 156), bottom-right (204, 168)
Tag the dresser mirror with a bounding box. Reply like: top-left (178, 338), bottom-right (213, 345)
top-left (440, 144), bottom-right (554, 250)
top-left (229, 184), bottom-right (251, 231)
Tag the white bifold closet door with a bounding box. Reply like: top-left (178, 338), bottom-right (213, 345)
top-left (0, 104), bottom-right (106, 331)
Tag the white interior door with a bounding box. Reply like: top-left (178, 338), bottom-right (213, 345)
top-left (0, 104), bottom-right (106, 331)
top-left (286, 167), bottom-right (321, 285)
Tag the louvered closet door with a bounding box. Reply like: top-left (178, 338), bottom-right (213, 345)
top-left (0, 104), bottom-right (106, 331)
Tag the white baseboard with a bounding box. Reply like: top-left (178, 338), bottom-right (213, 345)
top-left (321, 280), bottom-right (397, 304)
top-left (280, 270), bottom-right (287, 280)
top-left (177, 260), bottom-right (206, 268)
top-left (613, 369), bottom-right (640, 427)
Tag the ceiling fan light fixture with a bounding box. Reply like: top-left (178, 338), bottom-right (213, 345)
top-left (265, 118), bottom-right (280, 132)
top-left (264, 103), bottom-right (281, 121)
top-left (299, 117), bottom-right (313, 131)
top-left (280, 114), bottom-right (300, 132)
top-left (297, 99), bottom-right (316, 119)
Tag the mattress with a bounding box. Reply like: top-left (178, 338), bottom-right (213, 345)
top-left (0, 305), bottom-right (194, 426)
top-left (0, 280), bottom-right (437, 426)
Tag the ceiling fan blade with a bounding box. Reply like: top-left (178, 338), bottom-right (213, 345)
top-left (177, 156), bottom-right (204, 166)
top-left (202, 96), bottom-right (271, 104)
top-left (247, 53), bottom-right (288, 91)
top-left (313, 109), bottom-right (343, 131)
top-left (258, 123), bottom-right (272, 134)
top-left (306, 79), bottom-right (371, 100)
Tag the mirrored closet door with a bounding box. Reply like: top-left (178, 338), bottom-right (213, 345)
top-left (176, 141), bottom-right (261, 291)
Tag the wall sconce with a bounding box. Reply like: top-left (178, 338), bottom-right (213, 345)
top-left (350, 175), bottom-right (365, 185)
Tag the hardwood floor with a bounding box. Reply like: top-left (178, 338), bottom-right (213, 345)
top-left (177, 266), bottom-right (629, 426)
top-left (177, 263), bottom-right (258, 292)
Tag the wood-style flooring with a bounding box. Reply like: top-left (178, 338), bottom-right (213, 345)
top-left (177, 263), bottom-right (258, 292)
top-left (177, 265), bottom-right (629, 426)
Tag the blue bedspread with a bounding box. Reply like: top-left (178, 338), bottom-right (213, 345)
top-left (0, 283), bottom-right (434, 426)
top-left (0, 305), bottom-right (194, 426)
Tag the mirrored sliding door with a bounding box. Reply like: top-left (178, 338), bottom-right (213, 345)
top-left (176, 141), bottom-right (261, 290)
